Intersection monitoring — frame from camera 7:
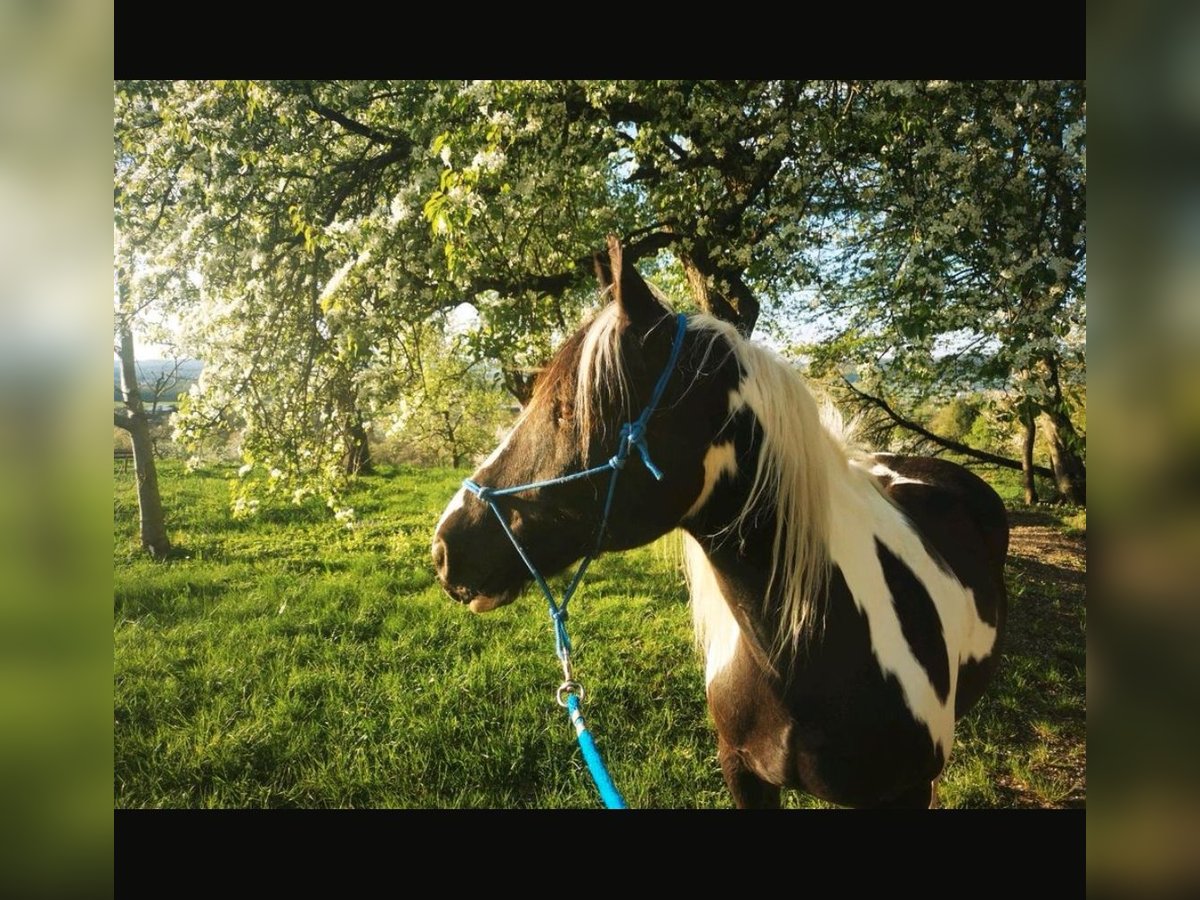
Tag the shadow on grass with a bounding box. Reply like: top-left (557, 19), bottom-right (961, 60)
top-left (158, 544), bottom-right (197, 562)
top-left (1006, 554), bottom-right (1086, 597)
top-left (953, 516), bottom-right (1087, 807)
top-left (115, 574), bottom-right (229, 619)
top-left (1007, 508), bottom-right (1062, 527)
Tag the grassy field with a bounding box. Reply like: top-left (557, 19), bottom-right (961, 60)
top-left (114, 460), bottom-right (1085, 808)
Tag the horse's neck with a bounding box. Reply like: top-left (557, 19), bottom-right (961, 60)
top-left (683, 446), bottom-right (888, 665)
top-left (682, 462), bottom-right (798, 662)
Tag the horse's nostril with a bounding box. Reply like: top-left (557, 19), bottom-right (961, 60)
top-left (432, 536), bottom-right (448, 577)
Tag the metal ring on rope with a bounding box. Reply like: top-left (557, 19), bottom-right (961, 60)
top-left (556, 680), bottom-right (585, 707)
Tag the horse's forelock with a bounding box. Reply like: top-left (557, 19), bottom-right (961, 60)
top-left (575, 303), bottom-right (632, 460)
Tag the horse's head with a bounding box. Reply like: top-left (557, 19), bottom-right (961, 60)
top-left (432, 236), bottom-right (740, 612)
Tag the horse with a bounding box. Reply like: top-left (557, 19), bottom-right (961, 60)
top-left (432, 236), bottom-right (1009, 808)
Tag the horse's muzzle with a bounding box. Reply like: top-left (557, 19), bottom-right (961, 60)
top-left (432, 535), bottom-right (519, 613)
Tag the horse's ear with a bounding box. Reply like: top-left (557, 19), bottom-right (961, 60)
top-left (606, 233), bottom-right (663, 326)
top-left (594, 249), bottom-right (614, 296)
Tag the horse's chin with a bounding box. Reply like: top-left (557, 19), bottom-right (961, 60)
top-left (439, 575), bottom-right (521, 613)
top-left (467, 590), bottom-right (518, 614)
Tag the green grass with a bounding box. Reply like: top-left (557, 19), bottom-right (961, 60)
top-left (115, 461), bottom-right (1085, 808)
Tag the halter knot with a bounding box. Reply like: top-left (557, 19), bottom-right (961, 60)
top-left (618, 421), bottom-right (664, 481)
top-left (464, 480), bottom-right (496, 503)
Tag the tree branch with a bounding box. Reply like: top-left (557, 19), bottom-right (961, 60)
top-left (471, 229), bottom-right (679, 298)
top-left (305, 94), bottom-right (411, 150)
top-left (843, 378), bottom-right (1056, 479)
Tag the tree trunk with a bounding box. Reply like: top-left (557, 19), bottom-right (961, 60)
top-left (501, 367), bottom-right (539, 407)
top-left (1040, 353), bottom-right (1086, 504)
top-left (115, 321), bottom-right (171, 559)
top-left (441, 411), bottom-right (464, 469)
top-left (1041, 410), bottom-right (1086, 505)
top-left (678, 243), bottom-right (760, 337)
top-left (1020, 404), bottom-right (1039, 505)
top-left (343, 414), bottom-right (373, 476)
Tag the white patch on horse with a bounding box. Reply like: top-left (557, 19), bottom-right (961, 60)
top-left (684, 441), bottom-right (738, 520)
top-left (958, 591), bottom-right (998, 665)
top-left (826, 468), bottom-right (969, 756)
top-left (865, 471), bottom-right (1000, 670)
top-left (434, 414), bottom-right (529, 547)
top-left (867, 461), bottom-right (927, 487)
top-left (852, 459), bottom-right (998, 669)
top-left (433, 486), bottom-right (467, 546)
top-left (684, 532), bottom-right (741, 686)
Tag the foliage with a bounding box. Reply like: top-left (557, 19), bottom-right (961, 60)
top-left (115, 80), bottom-right (1086, 510)
top-left (803, 81), bottom-right (1086, 495)
top-left (926, 395), bottom-right (984, 444)
top-left (382, 321), bottom-right (515, 468)
top-left (967, 399), bottom-right (1015, 456)
top-left (427, 81), bottom-right (864, 335)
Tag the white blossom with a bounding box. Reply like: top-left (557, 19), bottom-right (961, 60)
top-left (469, 149), bottom-right (505, 173)
top-left (389, 193), bottom-right (411, 224)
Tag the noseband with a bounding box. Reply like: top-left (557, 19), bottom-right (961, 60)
top-left (461, 312), bottom-right (688, 808)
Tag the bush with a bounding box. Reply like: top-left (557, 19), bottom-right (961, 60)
top-left (927, 396), bottom-right (983, 443)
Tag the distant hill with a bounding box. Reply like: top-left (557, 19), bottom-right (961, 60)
top-left (113, 359), bottom-right (204, 403)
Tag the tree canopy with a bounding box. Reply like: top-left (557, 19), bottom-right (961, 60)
top-left (114, 79), bottom-right (1085, 516)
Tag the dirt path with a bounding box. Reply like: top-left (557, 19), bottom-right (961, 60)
top-left (1000, 508), bottom-right (1087, 808)
top-left (1007, 509), bottom-right (1087, 593)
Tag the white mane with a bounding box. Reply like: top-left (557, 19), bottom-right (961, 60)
top-left (686, 314), bottom-right (858, 657)
top-left (573, 289), bottom-right (680, 460)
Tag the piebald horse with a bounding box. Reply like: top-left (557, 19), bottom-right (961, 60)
top-left (432, 237), bottom-right (1008, 808)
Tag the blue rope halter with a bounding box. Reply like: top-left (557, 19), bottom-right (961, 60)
top-left (463, 312), bottom-right (688, 809)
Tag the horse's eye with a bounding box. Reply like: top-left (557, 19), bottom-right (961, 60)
top-left (554, 399), bottom-right (575, 425)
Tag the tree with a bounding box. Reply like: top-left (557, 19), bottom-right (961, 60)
top-left (807, 80), bottom-right (1086, 503)
top-left (387, 320), bottom-right (513, 468)
top-left (116, 80), bottom-right (1085, 513)
top-left (428, 81), bottom-right (855, 338)
top-left (133, 357), bottom-right (191, 416)
top-left (114, 246), bottom-right (171, 559)
top-left (117, 81), bottom-right (466, 513)
top-left (114, 80), bottom-right (190, 557)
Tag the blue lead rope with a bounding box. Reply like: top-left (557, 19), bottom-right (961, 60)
top-left (463, 312), bottom-right (688, 810)
top-left (567, 693), bottom-right (626, 809)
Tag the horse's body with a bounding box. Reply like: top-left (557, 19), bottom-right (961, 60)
top-left (433, 237), bottom-right (1008, 808)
